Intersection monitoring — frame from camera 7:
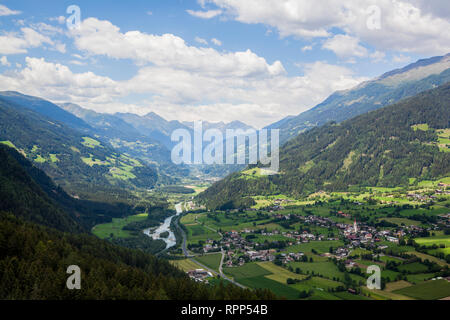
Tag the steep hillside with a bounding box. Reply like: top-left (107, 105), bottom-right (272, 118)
top-left (0, 97), bottom-right (158, 198)
top-left (0, 144), bottom-right (81, 233)
top-left (199, 83), bottom-right (450, 209)
top-left (0, 212), bottom-right (275, 300)
top-left (0, 144), bottom-right (276, 299)
top-left (115, 112), bottom-right (188, 149)
top-left (59, 103), bottom-right (188, 182)
top-left (271, 54), bottom-right (450, 144)
top-left (0, 145), bottom-right (163, 230)
top-left (0, 91), bottom-right (92, 132)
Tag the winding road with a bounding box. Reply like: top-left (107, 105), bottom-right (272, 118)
top-left (174, 204), bottom-right (246, 289)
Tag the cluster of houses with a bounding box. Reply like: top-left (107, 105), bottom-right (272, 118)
top-left (187, 269), bottom-right (213, 283)
top-left (246, 250), bottom-right (276, 262)
top-left (195, 206), bottom-right (439, 269)
top-left (407, 193), bottom-right (438, 202)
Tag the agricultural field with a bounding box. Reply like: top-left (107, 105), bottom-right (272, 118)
top-left (224, 263), bottom-right (271, 280)
top-left (178, 183), bottom-right (450, 299)
top-left (414, 236), bottom-right (450, 247)
top-left (92, 213), bottom-right (148, 239)
top-left (185, 224), bottom-right (222, 245)
top-left (81, 137), bottom-right (102, 148)
top-left (171, 259), bottom-right (204, 272)
top-left (256, 262), bottom-right (308, 283)
top-left (394, 280), bottom-right (450, 300)
top-left (238, 276), bottom-right (301, 300)
top-left (195, 253), bottom-right (222, 272)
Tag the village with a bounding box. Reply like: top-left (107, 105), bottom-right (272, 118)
top-left (195, 210), bottom-right (441, 270)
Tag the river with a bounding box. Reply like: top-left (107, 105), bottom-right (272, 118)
top-left (143, 203), bottom-right (183, 250)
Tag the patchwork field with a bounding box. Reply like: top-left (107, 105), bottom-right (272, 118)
top-left (92, 213), bottom-right (148, 239)
top-left (171, 259), bottom-right (204, 272)
top-left (256, 262), bottom-right (308, 283)
top-left (394, 280), bottom-right (450, 300)
top-left (196, 253), bottom-right (222, 271)
top-left (185, 224), bottom-right (222, 245)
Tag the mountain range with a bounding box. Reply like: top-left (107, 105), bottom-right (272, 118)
top-left (0, 94), bottom-right (159, 199)
top-left (0, 54), bottom-right (449, 203)
top-left (0, 143), bottom-right (272, 299)
top-left (270, 54), bottom-right (450, 144)
top-left (198, 83), bottom-right (450, 209)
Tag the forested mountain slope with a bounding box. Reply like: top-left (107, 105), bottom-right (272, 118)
top-left (0, 145), bottom-right (168, 230)
top-left (0, 212), bottom-right (276, 300)
top-left (199, 83), bottom-right (450, 209)
top-left (0, 145), bottom-right (276, 299)
top-left (59, 103), bottom-right (188, 182)
top-left (0, 97), bottom-right (158, 198)
top-left (271, 54), bottom-right (450, 144)
top-left (0, 145), bottom-right (81, 233)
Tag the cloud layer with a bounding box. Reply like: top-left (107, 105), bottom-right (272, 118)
top-left (197, 0), bottom-right (450, 55)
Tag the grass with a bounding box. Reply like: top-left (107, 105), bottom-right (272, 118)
top-left (288, 261), bottom-right (345, 281)
top-left (249, 234), bottom-right (292, 243)
top-left (81, 137), bottom-right (102, 148)
top-left (196, 253), bottom-right (222, 272)
top-left (240, 168), bottom-right (266, 179)
top-left (397, 262), bottom-right (429, 274)
top-left (385, 281), bottom-right (412, 292)
top-left (0, 140), bottom-right (17, 149)
top-left (379, 217), bottom-right (420, 226)
top-left (256, 262), bottom-right (308, 284)
top-left (81, 155), bottom-right (110, 167)
top-left (49, 154), bottom-right (59, 163)
top-left (360, 287), bottom-right (414, 300)
top-left (394, 279), bottom-right (450, 300)
top-left (92, 213), bottom-right (148, 239)
top-left (406, 251), bottom-right (449, 268)
top-left (282, 240), bottom-right (344, 254)
top-left (437, 129), bottom-right (450, 153)
top-left (171, 259), bottom-right (205, 272)
top-left (414, 235), bottom-right (450, 247)
top-left (109, 167), bottom-right (136, 180)
top-left (379, 255), bottom-right (404, 264)
top-left (186, 224), bottom-right (221, 245)
top-left (34, 154), bottom-right (46, 163)
top-left (406, 273), bottom-right (435, 284)
top-left (411, 124), bottom-right (429, 132)
top-left (238, 276), bottom-right (301, 300)
top-left (223, 263), bottom-right (271, 280)
top-left (333, 292), bottom-right (372, 300)
top-left (70, 146), bottom-right (80, 153)
top-left (291, 276), bottom-right (343, 292)
top-left (180, 213), bottom-right (199, 225)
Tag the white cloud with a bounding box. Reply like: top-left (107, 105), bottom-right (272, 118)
top-left (196, 0), bottom-right (450, 55)
top-left (195, 37), bottom-right (208, 45)
top-left (370, 51), bottom-right (386, 62)
top-left (0, 4), bottom-right (21, 16)
top-left (186, 9), bottom-right (222, 19)
top-left (0, 57), bottom-right (119, 104)
top-left (0, 56), bottom-right (10, 66)
top-left (301, 45), bottom-right (312, 52)
top-left (0, 56), bottom-right (367, 128)
top-left (49, 16), bottom-right (66, 24)
top-left (393, 54), bottom-right (412, 64)
top-left (211, 38), bottom-right (222, 46)
top-left (71, 18), bottom-right (286, 78)
top-left (0, 28), bottom-right (54, 55)
top-left (69, 60), bottom-right (87, 66)
top-left (322, 34), bottom-right (368, 59)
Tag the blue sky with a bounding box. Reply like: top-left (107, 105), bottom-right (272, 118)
top-left (0, 0), bottom-right (449, 127)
